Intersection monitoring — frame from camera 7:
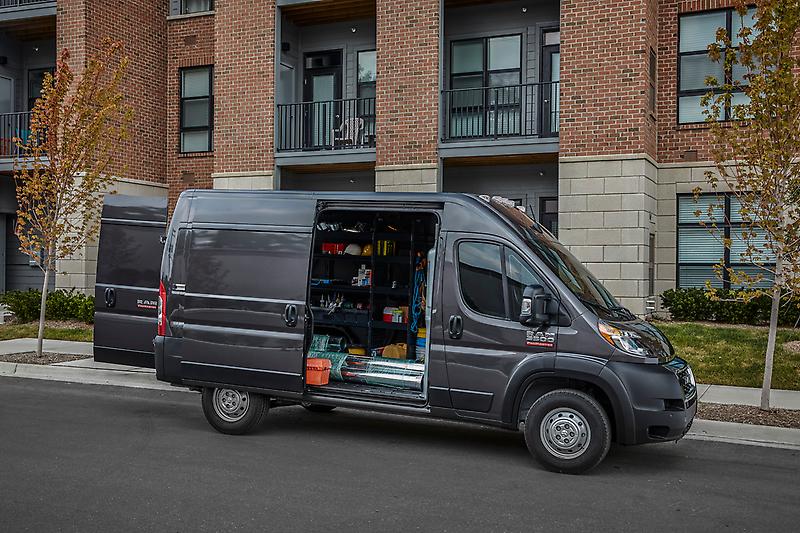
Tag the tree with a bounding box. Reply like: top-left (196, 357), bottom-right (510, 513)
top-left (13, 39), bottom-right (132, 357)
top-left (697, 0), bottom-right (800, 409)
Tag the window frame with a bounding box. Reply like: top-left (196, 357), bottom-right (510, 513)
top-left (356, 49), bottom-right (376, 138)
top-left (677, 7), bottom-right (753, 124)
top-left (676, 192), bottom-right (774, 289)
top-left (179, 65), bottom-right (214, 154)
top-left (181, 0), bottom-right (214, 15)
top-left (27, 67), bottom-right (55, 111)
top-left (455, 239), bottom-right (552, 321)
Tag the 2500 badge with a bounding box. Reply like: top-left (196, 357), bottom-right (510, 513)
top-left (526, 330), bottom-right (555, 348)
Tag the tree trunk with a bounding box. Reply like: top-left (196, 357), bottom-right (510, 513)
top-left (36, 268), bottom-right (50, 358)
top-left (761, 257), bottom-right (783, 410)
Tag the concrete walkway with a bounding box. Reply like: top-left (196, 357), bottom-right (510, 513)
top-left (0, 338), bottom-right (92, 357)
top-left (697, 383), bottom-right (800, 410)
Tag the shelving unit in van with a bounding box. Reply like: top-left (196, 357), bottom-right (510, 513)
top-left (309, 213), bottom-right (434, 358)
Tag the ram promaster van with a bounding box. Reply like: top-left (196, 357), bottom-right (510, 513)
top-left (95, 191), bottom-right (696, 474)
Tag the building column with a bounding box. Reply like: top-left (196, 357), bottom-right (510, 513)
top-left (558, 0), bottom-right (659, 315)
top-left (213, 0), bottom-right (276, 189)
top-left (374, 0), bottom-right (440, 192)
top-left (559, 156), bottom-right (658, 315)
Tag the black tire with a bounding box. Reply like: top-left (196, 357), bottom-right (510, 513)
top-left (302, 402), bottom-right (337, 413)
top-left (201, 387), bottom-right (269, 435)
top-left (523, 389), bottom-right (611, 474)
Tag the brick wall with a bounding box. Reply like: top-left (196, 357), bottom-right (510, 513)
top-left (657, 0), bottom-right (739, 163)
top-left (375, 0), bottom-right (439, 167)
top-left (559, 0), bottom-right (654, 158)
top-left (167, 14), bottom-right (216, 209)
top-left (213, 0), bottom-right (275, 175)
top-left (57, 0), bottom-right (167, 184)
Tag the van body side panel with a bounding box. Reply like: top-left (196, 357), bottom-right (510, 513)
top-left (440, 228), bottom-right (558, 422)
top-left (426, 233), bottom-right (452, 408)
top-left (179, 226), bottom-right (312, 392)
top-left (94, 195), bottom-right (167, 368)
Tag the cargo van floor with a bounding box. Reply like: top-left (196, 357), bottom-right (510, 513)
top-left (308, 382), bottom-right (425, 404)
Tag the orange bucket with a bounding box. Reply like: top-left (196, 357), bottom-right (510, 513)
top-left (306, 358), bottom-right (332, 386)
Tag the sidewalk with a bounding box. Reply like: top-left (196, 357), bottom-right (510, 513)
top-left (0, 338), bottom-right (93, 357)
top-left (697, 383), bottom-right (800, 410)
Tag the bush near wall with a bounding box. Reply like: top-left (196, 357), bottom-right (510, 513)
top-left (661, 288), bottom-right (800, 327)
top-left (0, 289), bottom-right (94, 324)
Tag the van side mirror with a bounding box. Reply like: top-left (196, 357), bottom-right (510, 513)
top-left (520, 284), bottom-right (551, 326)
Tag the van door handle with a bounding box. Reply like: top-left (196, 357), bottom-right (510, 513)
top-left (448, 314), bottom-right (463, 339)
top-left (104, 287), bottom-right (116, 308)
top-left (284, 304), bottom-right (298, 327)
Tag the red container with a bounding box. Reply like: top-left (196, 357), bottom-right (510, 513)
top-left (321, 243), bottom-right (346, 255)
top-left (306, 358), bottom-right (332, 385)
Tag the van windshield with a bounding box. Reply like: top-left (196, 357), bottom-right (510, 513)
top-left (490, 198), bottom-right (635, 321)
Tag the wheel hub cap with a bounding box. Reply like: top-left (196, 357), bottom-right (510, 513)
top-left (213, 388), bottom-right (249, 423)
top-left (540, 407), bottom-right (591, 460)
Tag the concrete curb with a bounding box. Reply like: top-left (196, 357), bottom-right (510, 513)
top-left (0, 361), bottom-right (185, 392)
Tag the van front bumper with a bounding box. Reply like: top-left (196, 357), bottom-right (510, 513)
top-left (605, 357), bottom-right (697, 445)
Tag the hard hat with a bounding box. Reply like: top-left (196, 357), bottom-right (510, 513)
top-left (345, 243), bottom-right (362, 256)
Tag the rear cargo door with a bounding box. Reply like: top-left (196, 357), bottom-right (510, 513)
top-left (179, 193), bottom-right (316, 393)
top-left (94, 195), bottom-right (167, 368)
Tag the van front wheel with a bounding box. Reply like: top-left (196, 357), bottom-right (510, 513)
top-left (524, 389), bottom-right (611, 474)
top-left (201, 387), bottom-right (269, 435)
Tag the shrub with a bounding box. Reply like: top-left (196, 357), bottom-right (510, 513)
top-left (0, 288), bottom-right (94, 324)
top-left (661, 288), bottom-right (800, 327)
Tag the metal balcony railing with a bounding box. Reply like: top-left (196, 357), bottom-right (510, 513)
top-left (0, 111), bottom-right (33, 158)
top-left (0, 0), bottom-right (53, 8)
top-left (441, 81), bottom-right (559, 141)
top-left (276, 97), bottom-right (376, 152)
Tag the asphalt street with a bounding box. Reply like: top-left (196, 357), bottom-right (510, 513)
top-left (1, 377), bottom-right (798, 532)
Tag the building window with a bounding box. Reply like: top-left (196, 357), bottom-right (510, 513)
top-left (182, 0), bottom-right (213, 14)
top-left (677, 194), bottom-right (774, 289)
top-left (449, 34), bottom-right (522, 137)
top-left (180, 66), bottom-right (213, 153)
top-left (28, 67), bottom-right (55, 111)
top-left (678, 7), bottom-right (756, 124)
top-left (357, 50), bottom-right (376, 139)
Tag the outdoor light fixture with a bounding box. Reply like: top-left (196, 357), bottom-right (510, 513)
top-left (351, 27), bottom-right (357, 33)
top-left (522, 7), bottom-right (528, 13)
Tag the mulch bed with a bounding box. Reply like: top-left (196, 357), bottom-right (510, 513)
top-left (698, 402), bottom-right (800, 429)
top-left (0, 352), bottom-right (88, 365)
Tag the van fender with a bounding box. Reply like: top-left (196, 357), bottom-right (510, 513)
top-left (503, 353), bottom-right (636, 444)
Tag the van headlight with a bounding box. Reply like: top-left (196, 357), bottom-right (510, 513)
top-left (598, 320), bottom-right (653, 357)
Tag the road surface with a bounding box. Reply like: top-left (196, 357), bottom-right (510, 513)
top-left (1, 377), bottom-right (798, 532)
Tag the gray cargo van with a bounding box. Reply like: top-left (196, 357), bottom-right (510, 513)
top-left (96, 191), bottom-right (696, 474)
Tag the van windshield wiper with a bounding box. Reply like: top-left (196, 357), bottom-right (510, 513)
top-left (577, 297), bottom-right (634, 321)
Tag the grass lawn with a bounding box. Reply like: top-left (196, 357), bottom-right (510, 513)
top-left (655, 321), bottom-right (800, 391)
top-left (0, 321), bottom-right (93, 342)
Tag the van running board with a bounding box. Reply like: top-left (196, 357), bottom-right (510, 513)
top-left (307, 382), bottom-right (426, 407)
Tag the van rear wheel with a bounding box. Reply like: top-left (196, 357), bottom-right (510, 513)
top-left (201, 387), bottom-right (268, 435)
top-left (523, 389), bottom-right (611, 474)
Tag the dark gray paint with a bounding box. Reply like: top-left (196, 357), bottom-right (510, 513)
top-left (93, 190), bottom-right (696, 447)
top-left (93, 195), bottom-right (167, 368)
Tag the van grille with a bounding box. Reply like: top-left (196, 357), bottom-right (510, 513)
top-left (664, 357), bottom-right (697, 404)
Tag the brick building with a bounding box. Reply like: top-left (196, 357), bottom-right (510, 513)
top-left (0, 0), bottom-right (765, 313)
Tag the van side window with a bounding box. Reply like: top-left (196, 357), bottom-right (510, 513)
top-left (457, 242), bottom-right (505, 319)
top-left (505, 248), bottom-right (545, 318)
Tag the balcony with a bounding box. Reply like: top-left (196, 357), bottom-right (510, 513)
top-left (277, 97), bottom-right (375, 152)
top-left (442, 81), bottom-right (559, 142)
top-left (0, 111), bottom-right (32, 159)
top-left (0, 0), bottom-right (55, 22)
